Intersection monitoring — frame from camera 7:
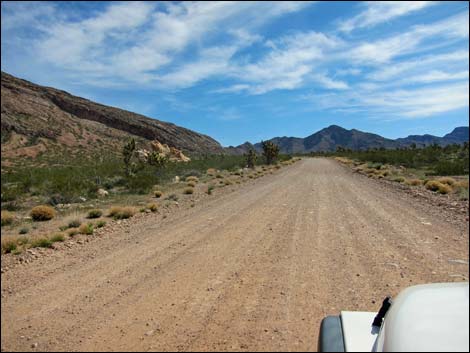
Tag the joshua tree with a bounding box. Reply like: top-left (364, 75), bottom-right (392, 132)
top-left (122, 138), bottom-right (136, 176)
top-left (245, 148), bottom-right (257, 169)
top-left (261, 140), bottom-right (280, 165)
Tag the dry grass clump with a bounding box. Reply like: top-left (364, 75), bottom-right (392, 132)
top-left (1, 237), bottom-right (18, 253)
top-left (438, 177), bottom-right (457, 186)
top-left (224, 179), bottom-right (233, 185)
top-left (425, 180), bottom-right (452, 194)
top-left (206, 168), bottom-right (217, 176)
top-left (186, 176), bottom-right (199, 183)
top-left (87, 209), bottom-right (102, 219)
top-left (30, 237), bottom-right (53, 249)
top-left (50, 233), bottom-right (65, 242)
top-left (392, 176), bottom-right (405, 183)
top-left (108, 207), bottom-right (136, 220)
top-left (187, 181), bottom-right (196, 187)
top-left (207, 184), bottom-right (215, 195)
top-left (147, 203), bottom-right (158, 212)
top-left (67, 228), bottom-right (80, 236)
top-left (334, 157), bottom-right (353, 164)
top-left (154, 190), bottom-right (163, 198)
top-left (405, 179), bottom-right (423, 186)
top-left (183, 187), bottom-right (194, 195)
top-left (68, 219), bottom-right (81, 228)
top-left (1, 211), bottom-right (14, 227)
top-left (30, 205), bottom-right (56, 221)
top-left (79, 222), bottom-right (94, 235)
top-left (455, 179), bottom-right (469, 189)
top-left (215, 173), bottom-right (224, 179)
top-left (96, 220), bottom-right (106, 228)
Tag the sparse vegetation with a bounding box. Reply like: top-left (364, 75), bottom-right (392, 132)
top-left (154, 190), bottom-right (163, 198)
top-left (79, 222), bottom-right (94, 235)
top-left (67, 228), bottom-right (80, 236)
top-left (207, 184), bottom-right (215, 195)
top-left (96, 220), bottom-right (106, 228)
top-left (166, 194), bottom-right (178, 202)
top-left (2, 238), bottom-right (17, 253)
top-left (87, 209), bottom-right (103, 219)
top-left (19, 227), bottom-right (29, 234)
top-left (50, 233), bottom-right (65, 242)
top-left (245, 149), bottom-right (257, 169)
top-left (405, 179), bottom-right (423, 186)
top-left (108, 207), bottom-right (136, 220)
top-left (183, 187), bottom-right (194, 195)
top-left (187, 181), bottom-right (196, 187)
top-left (68, 219), bottom-right (81, 228)
top-left (30, 237), bottom-right (53, 249)
top-left (147, 203), bottom-right (158, 212)
top-left (1, 210), bottom-right (14, 226)
top-left (30, 205), bottom-right (56, 221)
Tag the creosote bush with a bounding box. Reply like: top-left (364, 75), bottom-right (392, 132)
top-left (30, 205), bottom-right (56, 221)
top-left (425, 180), bottom-right (452, 194)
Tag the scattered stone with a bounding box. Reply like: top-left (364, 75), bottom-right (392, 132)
top-left (448, 259), bottom-right (468, 265)
top-left (144, 330), bottom-right (155, 336)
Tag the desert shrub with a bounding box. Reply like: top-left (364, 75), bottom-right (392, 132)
top-left (30, 205), bottom-right (56, 221)
top-left (425, 180), bottom-right (451, 194)
top-left (59, 225), bottom-right (69, 231)
top-left (187, 181), bottom-right (196, 188)
top-left (79, 222), bottom-right (94, 235)
top-left (67, 228), bottom-right (79, 236)
top-left (380, 170), bottom-right (390, 177)
top-left (392, 177), bottom-right (405, 183)
top-left (154, 190), bottom-right (163, 198)
top-left (438, 177), bottom-right (456, 186)
top-left (96, 220), bottom-right (106, 228)
top-left (215, 174), bottom-right (223, 179)
top-left (147, 203), bottom-right (158, 212)
top-left (457, 188), bottom-right (469, 200)
top-left (165, 194), bottom-right (178, 201)
top-left (224, 179), bottom-right (233, 185)
top-left (19, 227), bottom-right (29, 235)
top-left (50, 233), bottom-right (65, 242)
top-left (405, 179), bottom-right (423, 186)
top-left (108, 207), bottom-right (136, 220)
top-left (248, 174), bottom-right (254, 179)
top-left (185, 176), bottom-right (199, 183)
top-left (206, 168), bottom-right (217, 176)
top-left (31, 238), bottom-right (53, 248)
top-left (244, 149), bottom-right (257, 169)
top-left (207, 184), bottom-right (215, 195)
top-left (2, 239), bottom-right (17, 253)
top-left (455, 180), bottom-right (469, 189)
top-left (87, 209), bottom-right (102, 219)
top-left (183, 187), bottom-right (194, 195)
top-left (1, 211), bottom-right (14, 226)
top-left (68, 219), bottom-right (81, 228)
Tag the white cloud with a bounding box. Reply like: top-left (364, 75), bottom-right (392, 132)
top-left (305, 82), bottom-right (469, 118)
top-left (348, 11), bottom-right (469, 64)
top-left (339, 1), bottom-right (437, 33)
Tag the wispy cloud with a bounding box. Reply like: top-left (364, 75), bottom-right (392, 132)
top-left (339, 1), bottom-right (437, 33)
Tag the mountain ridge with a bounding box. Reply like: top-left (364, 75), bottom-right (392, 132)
top-left (225, 125), bottom-right (469, 155)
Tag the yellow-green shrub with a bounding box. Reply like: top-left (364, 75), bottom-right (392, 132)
top-left (438, 177), bottom-right (456, 186)
top-left (405, 179), bottom-right (423, 186)
top-left (154, 190), bottom-right (163, 198)
top-left (183, 187), bottom-right (194, 195)
top-left (30, 205), bottom-right (56, 221)
top-left (1, 211), bottom-right (14, 226)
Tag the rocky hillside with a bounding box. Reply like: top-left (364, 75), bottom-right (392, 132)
top-left (1, 72), bottom-right (223, 166)
top-left (227, 125), bottom-right (469, 154)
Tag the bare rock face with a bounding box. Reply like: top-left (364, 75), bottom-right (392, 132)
top-left (1, 72), bottom-right (223, 166)
top-left (137, 140), bottom-right (190, 163)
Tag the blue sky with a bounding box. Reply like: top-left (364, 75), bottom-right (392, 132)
top-left (1, 1), bottom-right (469, 146)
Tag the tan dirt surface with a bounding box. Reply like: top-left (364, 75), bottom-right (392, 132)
top-left (2, 158), bottom-right (468, 352)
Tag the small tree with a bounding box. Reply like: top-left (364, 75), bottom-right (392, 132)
top-left (261, 140), bottom-right (280, 165)
top-left (147, 151), bottom-right (168, 170)
top-left (245, 149), bottom-right (257, 169)
top-left (123, 138), bottom-right (136, 176)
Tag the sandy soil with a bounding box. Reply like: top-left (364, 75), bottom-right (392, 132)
top-left (1, 158), bottom-right (468, 352)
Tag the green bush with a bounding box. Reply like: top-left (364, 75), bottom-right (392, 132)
top-left (79, 223), bottom-right (94, 235)
top-left (31, 238), bottom-right (53, 248)
top-left (96, 220), bottom-right (106, 228)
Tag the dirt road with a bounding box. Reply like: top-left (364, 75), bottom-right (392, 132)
top-left (2, 158), bottom-right (468, 352)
